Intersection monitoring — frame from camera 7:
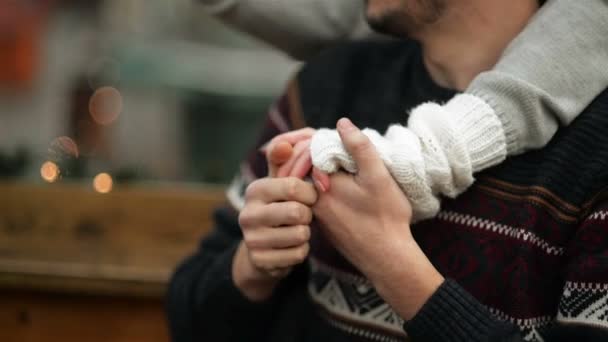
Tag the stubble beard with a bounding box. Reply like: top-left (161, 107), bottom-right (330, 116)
top-left (365, 0), bottom-right (447, 38)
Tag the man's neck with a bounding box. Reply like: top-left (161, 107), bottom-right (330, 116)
top-left (415, 2), bottom-right (538, 91)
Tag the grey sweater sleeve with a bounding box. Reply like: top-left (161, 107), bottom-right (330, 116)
top-left (196, 0), bottom-right (379, 60)
top-left (468, 0), bottom-right (608, 155)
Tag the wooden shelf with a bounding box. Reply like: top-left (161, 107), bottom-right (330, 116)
top-left (0, 181), bottom-right (225, 297)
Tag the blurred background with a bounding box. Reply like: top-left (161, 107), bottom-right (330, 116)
top-left (0, 1), bottom-right (297, 341)
top-left (1, 0), bottom-right (299, 185)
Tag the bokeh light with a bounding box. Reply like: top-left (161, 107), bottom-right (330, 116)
top-left (48, 136), bottom-right (79, 161)
top-left (40, 161), bottom-right (60, 183)
top-left (89, 86), bottom-right (123, 125)
top-left (93, 172), bottom-right (113, 193)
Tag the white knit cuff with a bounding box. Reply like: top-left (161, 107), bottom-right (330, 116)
top-left (309, 94), bottom-right (507, 223)
top-left (310, 126), bottom-right (439, 223)
top-left (444, 94), bottom-right (507, 172)
top-left (310, 128), bottom-right (393, 174)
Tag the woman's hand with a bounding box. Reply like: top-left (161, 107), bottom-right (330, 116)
top-left (232, 132), bottom-right (318, 301)
top-left (311, 118), bottom-right (444, 320)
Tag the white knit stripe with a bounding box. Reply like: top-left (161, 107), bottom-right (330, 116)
top-left (437, 211), bottom-right (565, 256)
top-left (321, 314), bottom-right (406, 342)
top-left (587, 211), bottom-right (608, 221)
top-left (307, 279), bottom-right (406, 337)
top-left (564, 281), bottom-right (608, 292)
top-left (309, 257), bottom-right (552, 341)
top-left (488, 307), bottom-right (553, 328)
top-left (558, 282), bottom-right (608, 329)
top-left (308, 258), bottom-right (406, 336)
top-left (268, 104), bottom-right (290, 132)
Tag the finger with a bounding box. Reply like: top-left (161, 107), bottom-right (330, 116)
top-left (245, 177), bottom-right (318, 205)
top-left (280, 140), bottom-right (312, 179)
top-left (312, 167), bottom-right (331, 192)
top-left (268, 128), bottom-right (316, 147)
top-left (336, 118), bottom-right (384, 179)
top-left (261, 127), bottom-right (315, 156)
top-left (240, 201), bottom-right (313, 228)
top-left (244, 225), bottom-right (311, 249)
top-left (289, 145), bottom-right (313, 179)
top-left (267, 141), bottom-right (293, 177)
top-left (277, 140), bottom-right (309, 178)
top-left (249, 243), bottom-right (310, 269)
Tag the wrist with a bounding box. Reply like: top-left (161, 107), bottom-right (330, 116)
top-left (232, 242), bottom-right (280, 302)
top-left (369, 237), bottom-right (444, 321)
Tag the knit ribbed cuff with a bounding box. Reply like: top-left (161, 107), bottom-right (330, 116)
top-left (445, 93), bottom-right (507, 172)
top-left (404, 279), bottom-right (520, 342)
top-left (468, 85), bottom-right (520, 155)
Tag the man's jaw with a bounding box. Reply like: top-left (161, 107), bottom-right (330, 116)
top-left (365, 0), bottom-right (447, 39)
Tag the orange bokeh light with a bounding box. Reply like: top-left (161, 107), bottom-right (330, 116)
top-left (50, 136), bottom-right (79, 159)
top-left (89, 86), bottom-right (123, 125)
top-left (93, 173), bottom-right (113, 193)
top-left (40, 161), bottom-right (59, 183)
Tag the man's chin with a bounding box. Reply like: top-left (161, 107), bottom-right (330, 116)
top-left (364, 0), bottom-right (446, 38)
top-left (366, 12), bottom-right (412, 38)
top-left (364, 0), bottom-right (418, 38)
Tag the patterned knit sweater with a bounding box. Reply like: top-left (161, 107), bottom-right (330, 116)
top-left (167, 40), bottom-right (608, 342)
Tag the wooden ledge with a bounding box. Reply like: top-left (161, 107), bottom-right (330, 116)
top-left (0, 181), bottom-right (226, 297)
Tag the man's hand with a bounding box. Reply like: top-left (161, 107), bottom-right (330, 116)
top-left (312, 118), bottom-right (444, 320)
top-left (232, 131), bottom-right (318, 302)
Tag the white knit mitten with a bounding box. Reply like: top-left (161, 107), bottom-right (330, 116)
top-left (310, 94), bottom-right (507, 222)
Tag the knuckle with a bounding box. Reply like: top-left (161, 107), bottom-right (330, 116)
top-left (299, 182), bottom-right (317, 205)
top-left (244, 180), bottom-right (261, 201)
top-left (249, 250), bottom-right (262, 265)
top-left (302, 207), bottom-right (313, 224)
top-left (288, 202), bottom-right (305, 222)
top-left (238, 207), bottom-right (255, 228)
top-left (285, 177), bottom-right (300, 199)
top-left (243, 231), bottom-right (262, 249)
top-left (295, 226), bottom-right (311, 244)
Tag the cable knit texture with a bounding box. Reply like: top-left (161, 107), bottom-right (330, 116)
top-left (310, 94), bottom-right (507, 222)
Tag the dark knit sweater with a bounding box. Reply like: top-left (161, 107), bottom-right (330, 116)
top-left (167, 40), bottom-right (608, 341)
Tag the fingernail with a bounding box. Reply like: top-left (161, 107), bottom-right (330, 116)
top-left (337, 117), bottom-right (355, 131)
top-left (313, 178), bottom-right (326, 193)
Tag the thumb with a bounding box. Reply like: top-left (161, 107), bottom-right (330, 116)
top-left (336, 118), bottom-right (384, 178)
top-left (266, 141), bottom-right (293, 177)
